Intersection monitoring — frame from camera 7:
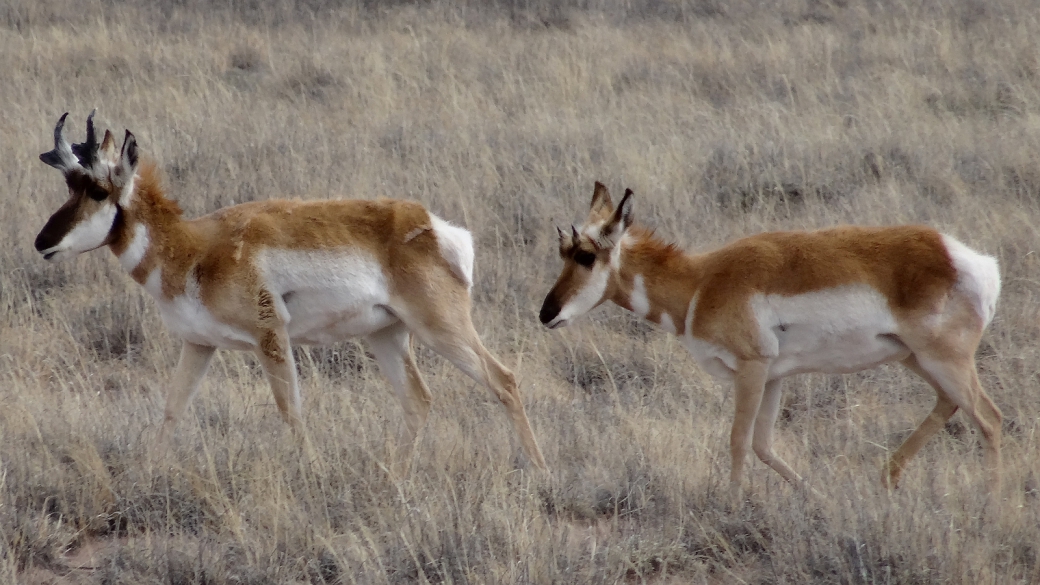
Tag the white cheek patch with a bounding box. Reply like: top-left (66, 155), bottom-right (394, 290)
top-left (48, 203), bottom-right (118, 257)
top-left (118, 223), bottom-right (150, 273)
top-left (555, 264), bottom-right (610, 324)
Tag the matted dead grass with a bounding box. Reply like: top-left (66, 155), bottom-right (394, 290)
top-left (1, 0), bottom-right (1039, 583)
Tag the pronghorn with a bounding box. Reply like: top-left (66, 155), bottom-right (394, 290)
top-left (540, 182), bottom-right (1002, 498)
top-left (34, 112), bottom-right (547, 471)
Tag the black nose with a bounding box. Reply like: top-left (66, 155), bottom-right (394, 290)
top-left (35, 204), bottom-right (77, 252)
top-left (539, 296), bottom-right (560, 325)
top-left (35, 227), bottom-right (59, 252)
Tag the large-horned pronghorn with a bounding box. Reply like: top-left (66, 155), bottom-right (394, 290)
top-left (34, 112), bottom-right (547, 471)
top-left (540, 182), bottom-right (1002, 498)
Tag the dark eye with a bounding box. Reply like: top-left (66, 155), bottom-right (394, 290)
top-left (86, 185), bottom-right (108, 201)
top-left (573, 250), bottom-right (596, 268)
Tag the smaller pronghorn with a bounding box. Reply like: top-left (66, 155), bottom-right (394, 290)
top-left (34, 112), bottom-right (547, 471)
top-left (540, 182), bottom-right (1002, 498)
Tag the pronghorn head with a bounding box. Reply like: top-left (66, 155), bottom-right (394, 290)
top-left (35, 111), bottom-right (139, 262)
top-left (539, 182), bottom-right (634, 329)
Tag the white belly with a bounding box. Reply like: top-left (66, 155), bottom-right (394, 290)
top-left (752, 285), bottom-right (910, 379)
top-left (259, 248), bottom-right (396, 345)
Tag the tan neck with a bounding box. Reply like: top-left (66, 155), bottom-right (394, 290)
top-left (106, 162), bottom-right (197, 288)
top-left (610, 230), bottom-right (704, 335)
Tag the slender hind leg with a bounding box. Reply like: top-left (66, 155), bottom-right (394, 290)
top-left (883, 354), bottom-right (959, 489)
top-left (893, 352), bottom-right (1002, 495)
top-left (395, 302), bottom-right (548, 471)
top-left (367, 322), bottom-right (433, 473)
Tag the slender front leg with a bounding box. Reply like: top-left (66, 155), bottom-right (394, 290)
top-left (255, 326), bottom-right (303, 431)
top-left (157, 341), bottom-right (216, 446)
top-left (730, 358), bottom-right (770, 502)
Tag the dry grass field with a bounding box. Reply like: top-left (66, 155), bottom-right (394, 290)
top-left (2, 0), bottom-right (1039, 582)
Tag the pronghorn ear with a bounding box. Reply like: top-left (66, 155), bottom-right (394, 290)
top-left (99, 130), bottom-right (118, 164)
top-left (119, 130), bottom-right (139, 170)
top-left (589, 181), bottom-right (613, 217)
top-left (601, 189), bottom-right (634, 246)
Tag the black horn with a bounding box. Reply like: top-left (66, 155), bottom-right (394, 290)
top-left (72, 109), bottom-right (100, 168)
top-left (39, 112), bottom-right (78, 170)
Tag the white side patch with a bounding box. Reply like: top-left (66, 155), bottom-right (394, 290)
top-left (630, 274), bottom-right (651, 317)
top-left (257, 249), bottom-right (395, 344)
top-left (42, 203), bottom-right (118, 261)
top-left (430, 214), bottom-right (474, 290)
top-left (118, 223), bottom-right (150, 273)
top-left (942, 234), bottom-right (1001, 326)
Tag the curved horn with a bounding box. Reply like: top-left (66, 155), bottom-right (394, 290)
top-left (53, 112), bottom-right (70, 148)
top-left (39, 112), bottom-right (80, 170)
top-left (571, 225), bottom-right (580, 245)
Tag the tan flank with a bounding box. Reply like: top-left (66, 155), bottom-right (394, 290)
top-left (33, 112), bottom-right (547, 472)
top-left (540, 182), bottom-right (1002, 500)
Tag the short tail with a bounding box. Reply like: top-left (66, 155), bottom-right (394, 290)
top-left (429, 213), bottom-right (475, 290)
top-left (942, 234), bottom-right (1000, 327)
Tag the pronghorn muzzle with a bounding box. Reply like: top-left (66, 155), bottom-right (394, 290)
top-left (539, 293), bottom-right (562, 326)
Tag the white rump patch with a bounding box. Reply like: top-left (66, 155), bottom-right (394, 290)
top-left (118, 223), bottom-right (150, 273)
top-left (430, 214), bottom-right (474, 290)
top-left (41, 203), bottom-right (118, 261)
top-left (942, 234), bottom-right (1001, 326)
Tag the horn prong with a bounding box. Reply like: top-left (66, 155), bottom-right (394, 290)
top-left (85, 109), bottom-right (97, 147)
top-left (53, 112), bottom-right (70, 148)
top-left (74, 108), bottom-right (101, 167)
